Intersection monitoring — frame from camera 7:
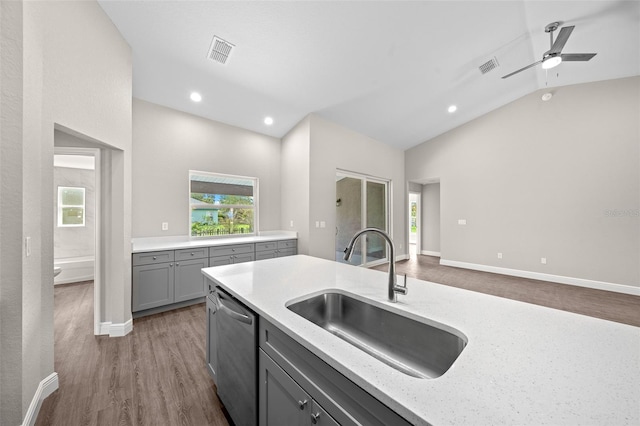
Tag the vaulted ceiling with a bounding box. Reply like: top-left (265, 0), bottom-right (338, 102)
top-left (98, 0), bottom-right (640, 150)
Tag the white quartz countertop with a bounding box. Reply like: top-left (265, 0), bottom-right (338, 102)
top-left (202, 255), bottom-right (640, 426)
top-left (131, 231), bottom-right (297, 253)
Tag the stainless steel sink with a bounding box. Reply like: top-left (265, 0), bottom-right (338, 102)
top-left (287, 292), bottom-right (466, 379)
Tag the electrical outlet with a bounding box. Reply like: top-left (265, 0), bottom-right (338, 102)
top-left (290, 220), bottom-right (294, 227)
top-left (162, 222), bottom-right (169, 231)
top-left (541, 257), bottom-right (547, 264)
top-left (497, 252), bottom-right (502, 259)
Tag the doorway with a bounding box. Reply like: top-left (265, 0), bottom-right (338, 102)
top-left (409, 192), bottom-right (421, 258)
top-left (53, 143), bottom-right (102, 335)
top-left (335, 171), bottom-right (390, 267)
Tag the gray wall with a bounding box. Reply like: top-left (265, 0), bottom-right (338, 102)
top-left (281, 116), bottom-right (311, 254)
top-left (422, 183), bottom-right (441, 254)
top-left (406, 76), bottom-right (640, 288)
top-left (281, 114), bottom-right (406, 260)
top-left (1, 1), bottom-right (132, 423)
top-left (54, 166), bottom-right (95, 259)
top-left (309, 115), bottom-right (406, 260)
top-left (132, 99), bottom-right (282, 237)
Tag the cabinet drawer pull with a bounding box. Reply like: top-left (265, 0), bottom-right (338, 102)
top-left (311, 412), bottom-right (320, 424)
top-left (152, 256), bottom-right (157, 260)
top-left (190, 252), bottom-right (195, 256)
top-left (176, 262), bottom-right (180, 266)
top-left (298, 399), bottom-right (307, 410)
top-left (169, 263), bottom-right (173, 267)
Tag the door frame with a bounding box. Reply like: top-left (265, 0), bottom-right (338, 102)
top-left (54, 146), bottom-right (102, 335)
top-left (335, 169), bottom-right (391, 268)
top-left (409, 190), bottom-right (421, 258)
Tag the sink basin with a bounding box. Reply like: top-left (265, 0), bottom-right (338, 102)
top-left (287, 292), bottom-right (466, 379)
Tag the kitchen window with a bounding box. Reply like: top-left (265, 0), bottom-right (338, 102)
top-left (57, 186), bottom-right (86, 227)
top-left (190, 171), bottom-right (258, 237)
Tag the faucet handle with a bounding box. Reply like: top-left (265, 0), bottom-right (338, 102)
top-left (394, 274), bottom-right (408, 295)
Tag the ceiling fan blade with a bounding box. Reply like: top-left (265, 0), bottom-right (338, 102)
top-left (501, 60), bottom-right (543, 79)
top-left (548, 26), bottom-right (574, 54)
top-left (561, 53), bottom-right (597, 61)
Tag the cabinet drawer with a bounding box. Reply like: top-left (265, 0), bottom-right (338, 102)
top-left (255, 242), bottom-right (277, 252)
top-left (175, 247), bottom-right (208, 261)
top-left (277, 240), bottom-right (297, 249)
top-left (132, 250), bottom-right (174, 266)
top-left (277, 248), bottom-right (296, 258)
top-left (209, 243), bottom-right (254, 257)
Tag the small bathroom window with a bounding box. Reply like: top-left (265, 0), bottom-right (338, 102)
top-left (58, 186), bottom-right (86, 227)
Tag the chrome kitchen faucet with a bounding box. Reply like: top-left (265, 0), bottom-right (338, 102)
top-left (343, 228), bottom-right (408, 302)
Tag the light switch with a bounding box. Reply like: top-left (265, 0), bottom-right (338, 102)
top-left (458, 219), bottom-right (467, 225)
top-left (541, 257), bottom-right (547, 264)
top-left (25, 236), bottom-right (31, 257)
top-left (315, 221), bottom-right (320, 228)
top-left (497, 252), bottom-right (502, 259)
top-left (320, 221), bottom-right (326, 228)
top-left (290, 220), bottom-right (294, 228)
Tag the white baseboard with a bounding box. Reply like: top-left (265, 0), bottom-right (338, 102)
top-left (421, 250), bottom-right (441, 257)
top-left (98, 318), bottom-right (133, 337)
top-left (440, 259), bottom-right (640, 296)
top-left (396, 254), bottom-right (409, 261)
top-left (22, 372), bottom-right (59, 426)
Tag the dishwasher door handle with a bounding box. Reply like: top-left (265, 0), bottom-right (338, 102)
top-left (215, 292), bottom-right (253, 325)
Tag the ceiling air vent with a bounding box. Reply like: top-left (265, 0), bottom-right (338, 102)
top-left (479, 57), bottom-right (500, 74)
top-left (208, 36), bottom-right (235, 65)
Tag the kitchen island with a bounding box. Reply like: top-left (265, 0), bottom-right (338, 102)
top-left (202, 255), bottom-right (640, 425)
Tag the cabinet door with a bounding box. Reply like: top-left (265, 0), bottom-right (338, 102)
top-left (209, 255), bottom-right (234, 267)
top-left (174, 258), bottom-right (208, 302)
top-left (206, 296), bottom-right (218, 384)
top-left (259, 350), bottom-right (310, 426)
top-left (310, 400), bottom-right (339, 426)
top-left (132, 262), bottom-right (174, 312)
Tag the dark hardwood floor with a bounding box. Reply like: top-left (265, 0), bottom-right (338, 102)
top-left (373, 253), bottom-right (640, 327)
top-left (38, 257), bottom-right (639, 425)
top-left (36, 281), bottom-right (229, 426)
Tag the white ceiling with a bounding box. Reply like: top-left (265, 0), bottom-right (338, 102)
top-left (98, 0), bottom-right (639, 151)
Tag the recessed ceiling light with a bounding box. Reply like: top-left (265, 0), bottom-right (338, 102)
top-left (190, 92), bottom-right (202, 102)
top-left (541, 92), bottom-right (553, 101)
top-left (264, 117), bottom-right (274, 125)
top-left (448, 105), bottom-right (457, 113)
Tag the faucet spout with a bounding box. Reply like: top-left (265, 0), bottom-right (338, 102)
top-left (343, 228), bottom-right (407, 302)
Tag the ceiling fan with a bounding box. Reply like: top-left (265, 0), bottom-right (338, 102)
top-left (502, 22), bottom-right (597, 79)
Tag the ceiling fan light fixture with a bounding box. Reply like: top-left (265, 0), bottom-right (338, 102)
top-left (541, 55), bottom-right (562, 70)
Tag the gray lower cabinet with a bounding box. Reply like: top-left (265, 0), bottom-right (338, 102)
top-left (259, 319), bottom-right (412, 426)
top-left (132, 261), bottom-right (175, 311)
top-left (132, 248), bottom-right (207, 313)
top-left (174, 257), bottom-right (208, 302)
top-left (259, 350), bottom-right (338, 426)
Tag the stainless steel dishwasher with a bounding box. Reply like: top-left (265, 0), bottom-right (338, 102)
top-left (215, 287), bottom-right (257, 426)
